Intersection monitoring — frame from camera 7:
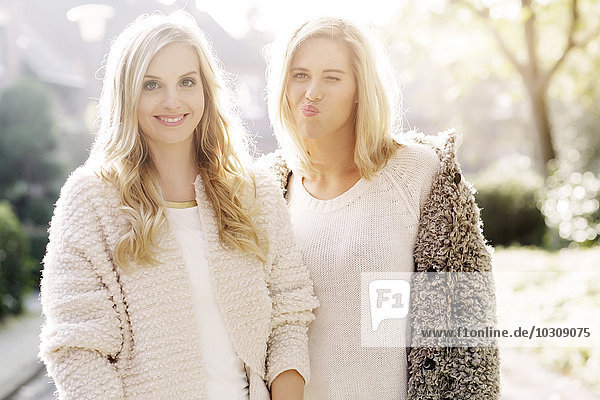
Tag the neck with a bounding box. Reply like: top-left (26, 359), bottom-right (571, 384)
top-left (300, 132), bottom-right (361, 200)
top-left (148, 142), bottom-right (198, 202)
top-left (305, 133), bottom-right (358, 181)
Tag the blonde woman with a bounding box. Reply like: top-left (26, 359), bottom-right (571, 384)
top-left (261, 18), bottom-right (500, 399)
top-left (39, 11), bottom-right (317, 400)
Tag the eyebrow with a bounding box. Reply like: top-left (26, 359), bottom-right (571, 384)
top-left (143, 71), bottom-right (200, 79)
top-left (290, 67), bottom-right (347, 74)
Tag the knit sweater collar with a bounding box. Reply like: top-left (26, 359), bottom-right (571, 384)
top-left (261, 129), bottom-right (459, 196)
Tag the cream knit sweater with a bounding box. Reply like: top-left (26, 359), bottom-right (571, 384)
top-left (286, 143), bottom-right (439, 399)
top-left (39, 166), bottom-right (318, 400)
top-left (259, 130), bottom-right (500, 400)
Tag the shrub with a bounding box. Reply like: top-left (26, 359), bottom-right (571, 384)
top-left (25, 228), bottom-right (49, 290)
top-left (0, 201), bottom-right (32, 320)
top-left (472, 156), bottom-right (547, 247)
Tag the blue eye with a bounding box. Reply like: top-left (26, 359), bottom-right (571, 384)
top-left (181, 78), bottom-right (195, 87)
top-left (293, 73), bottom-right (308, 79)
top-left (143, 81), bottom-right (159, 90)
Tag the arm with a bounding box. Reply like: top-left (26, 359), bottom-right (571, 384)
top-left (39, 178), bottom-right (125, 399)
top-left (257, 173), bottom-right (318, 392)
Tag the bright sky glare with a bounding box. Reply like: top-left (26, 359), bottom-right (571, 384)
top-left (195, 0), bottom-right (408, 38)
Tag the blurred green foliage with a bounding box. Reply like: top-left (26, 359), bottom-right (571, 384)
top-left (0, 201), bottom-right (34, 320)
top-left (26, 227), bottom-right (50, 291)
top-left (0, 79), bottom-right (64, 295)
top-left (472, 156), bottom-right (548, 247)
top-left (382, 1), bottom-right (599, 248)
top-left (382, 1), bottom-right (600, 176)
top-left (0, 78), bottom-right (64, 224)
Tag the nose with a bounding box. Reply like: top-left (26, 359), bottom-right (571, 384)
top-left (305, 81), bottom-right (323, 102)
top-left (162, 87), bottom-right (181, 110)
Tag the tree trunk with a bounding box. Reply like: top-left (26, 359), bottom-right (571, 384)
top-left (527, 86), bottom-right (556, 173)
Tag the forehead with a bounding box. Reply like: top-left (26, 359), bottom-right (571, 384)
top-left (145, 42), bottom-right (200, 75)
top-left (291, 36), bottom-right (352, 70)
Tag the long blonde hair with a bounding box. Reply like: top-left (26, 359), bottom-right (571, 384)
top-left (89, 11), bottom-right (266, 269)
top-left (266, 17), bottom-right (402, 179)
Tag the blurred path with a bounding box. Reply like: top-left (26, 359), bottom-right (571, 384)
top-left (0, 295), bottom-right (44, 400)
top-left (501, 347), bottom-right (599, 400)
top-left (6, 368), bottom-right (54, 400)
top-left (1, 295), bottom-right (598, 399)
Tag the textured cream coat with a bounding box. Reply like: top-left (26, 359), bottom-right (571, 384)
top-left (39, 167), bottom-right (318, 400)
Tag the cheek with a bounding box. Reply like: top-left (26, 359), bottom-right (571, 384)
top-left (136, 97), bottom-right (154, 134)
top-left (137, 97), bottom-right (152, 119)
top-left (342, 87), bottom-right (357, 111)
top-left (191, 87), bottom-right (205, 114)
top-left (285, 83), bottom-right (301, 104)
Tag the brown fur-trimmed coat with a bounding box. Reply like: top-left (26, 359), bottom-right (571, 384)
top-left (259, 130), bottom-right (500, 399)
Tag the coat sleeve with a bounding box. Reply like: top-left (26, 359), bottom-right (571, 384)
top-left (255, 172), bottom-right (319, 388)
top-left (39, 173), bottom-right (125, 400)
top-left (408, 133), bottom-right (500, 400)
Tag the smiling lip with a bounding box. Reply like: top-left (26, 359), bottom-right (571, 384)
top-left (301, 104), bottom-right (319, 117)
top-left (154, 113), bottom-right (188, 127)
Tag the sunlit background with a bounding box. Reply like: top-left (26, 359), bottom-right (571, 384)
top-left (0, 0), bottom-right (599, 399)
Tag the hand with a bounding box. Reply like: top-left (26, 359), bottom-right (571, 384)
top-left (270, 369), bottom-right (305, 400)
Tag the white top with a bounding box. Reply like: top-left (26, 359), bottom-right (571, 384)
top-left (286, 143), bottom-right (440, 399)
top-left (165, 205), bottom-right (249, 400)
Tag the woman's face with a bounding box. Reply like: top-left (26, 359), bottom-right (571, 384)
top-left (285, 36), bottom-right (357, 143)
top-left (137, 42), bottom-right (205, 153)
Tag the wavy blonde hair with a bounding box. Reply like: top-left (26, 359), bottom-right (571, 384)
top-left (89, 11), bottom-right (266, 269)
top-left (266, 17), bottom-right (402, 179)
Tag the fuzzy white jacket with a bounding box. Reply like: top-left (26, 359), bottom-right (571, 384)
top-left (39, 166), bottom-right (318, 400)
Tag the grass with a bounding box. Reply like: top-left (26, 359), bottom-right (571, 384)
top-left (493, 246), bottom-right (600, 395)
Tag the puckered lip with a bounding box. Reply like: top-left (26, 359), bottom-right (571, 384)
top-left (301, 104), bottom-right (319, 113)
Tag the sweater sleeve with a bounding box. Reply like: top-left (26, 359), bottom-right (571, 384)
top-left (39, 172), bottom-right (125, 400)
top-left (255, 171), bottom-right (319, 388)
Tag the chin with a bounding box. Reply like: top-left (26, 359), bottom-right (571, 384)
top-left (298, 131), bottom-right (322, 141)
top-left (296, 125), bottom-right (322, 140)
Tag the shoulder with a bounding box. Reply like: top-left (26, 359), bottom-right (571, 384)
top-left (50, 166), bottom-right (118, 244)
top-left (250, 165), bottom-right (287, 206)
top-left (396, 129), bottom-right (461, 175)
top-left (382, 139), bottom-right (441, 193)
top-left (57, 166), bottom-right (115, 206)
top-left (388, 140), bottom-right (441, 175)
top-left (392, 129), bottom-right (468, 186)
top-left (253, 150), bottom-right (290, 195)
top-left (245, 165), bottom-right (294, 234)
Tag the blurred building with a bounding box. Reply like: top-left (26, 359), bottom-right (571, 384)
top-left (0, 0), bottom-right (276, 157)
